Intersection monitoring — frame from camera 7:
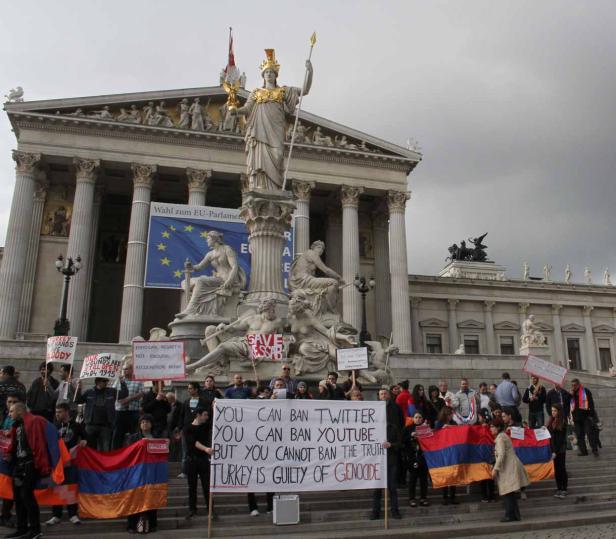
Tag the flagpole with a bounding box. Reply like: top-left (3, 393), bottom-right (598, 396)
top-left (281, 32), bottom-right (316, 191)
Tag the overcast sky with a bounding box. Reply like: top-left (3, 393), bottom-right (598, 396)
top-left (1, 1), bottom-right (616, 282)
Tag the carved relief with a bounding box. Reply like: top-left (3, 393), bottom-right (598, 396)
top-left (41, 184), bottom-right (73, 237)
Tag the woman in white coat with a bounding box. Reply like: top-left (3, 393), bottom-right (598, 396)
top-left (490, 418), bottom-right (530, 522)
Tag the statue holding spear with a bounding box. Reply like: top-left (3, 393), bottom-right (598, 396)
top-left (227, 34), bottom-right (315, 192)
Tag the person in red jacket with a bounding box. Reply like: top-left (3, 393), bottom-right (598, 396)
top-left (395, 380), bottom-right (413, 422)
top-left (5, 401), bottom-right (51, 539)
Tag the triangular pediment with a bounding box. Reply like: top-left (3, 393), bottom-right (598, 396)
top-left (457, 319), bottom-right (485, 329)
top-left (593, 324), bottom-right (615, 334)
top-left (493, 321), bottom-right (520, 331)
top-left (419, 317), bottom-right (449, 328)
top-left (535, 321), bottom-right (553, 332)
top-left (4, 86), bottom-right (420, 168)
top-left (561, 323), bottom-right (585, 332)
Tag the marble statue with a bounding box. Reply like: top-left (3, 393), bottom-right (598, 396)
top-left (356, 341), bottom-right (398, 386)
top-left (147, 101), bottom-right (174, 127)
top-left (543, 264), bottom-right (552, 281)
top-left (454, 343), bottom-right (465, 355)
top-left (117, 108), bottom-right (130, 122)
top-left (585, 266), bottom-right (592, 284)
top-left (90, 105), bottom-right (113, 120)
top-left (143, 102), bottom-right (155, 124)
top-left (312, 126), bottom-right (334, 146)
top-left (4, 87), bottom-right (24, 102)
top-left (287, 290), bottom-right (355, 375)
top-left (148, 327), bottom-right (170, 341)
top-left (67, 108), bottom-right (85, 117)
top-left (178, 98), bottom-right (190, 129)
top-left (335, 135), bottom-right (358, 150)
top-left (289, 240), bottom-right (343, 319)
top-left (127, 104), bottom-right (142, 124)
top-left (239, 72), bottom-right (247, 89)
top-left (175, 230), bottom-right (246, 319)
top-left (523, 262), bottom-right (530, 281)
top-left (604, 268), bottom-right (611, 286)
top-left (218, 101), bottom-right (238, 132)
top-left (520, 314), bottom-right (547, 346)
top-left (189, 98), bottom-right (206, 130)
top-left (230, 49), bottom-right (313, 191)
top-left (565, 264), bottom-right (572, 284)
top-left (185, 298), bottom-right (284, 375)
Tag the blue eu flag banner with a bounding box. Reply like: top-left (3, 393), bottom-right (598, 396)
top-left (145, 202), bottom-right (293, 290)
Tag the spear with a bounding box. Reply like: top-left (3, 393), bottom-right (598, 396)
top-left (281, 32), bottom-right (317, 191)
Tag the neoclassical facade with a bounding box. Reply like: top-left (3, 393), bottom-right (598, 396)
top-left (1, 85), bottom-right (420, 348)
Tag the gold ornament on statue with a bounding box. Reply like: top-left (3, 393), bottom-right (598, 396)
top-left (223, 79), bottom-right (241, 112)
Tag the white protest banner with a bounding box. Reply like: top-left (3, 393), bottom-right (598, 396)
top-left (133, 341), bottom-right (185, 381)
top-left (247, 334), bottom-right (284, 361)
top-left (336, 347), bottom-right (369, 371)
top-left (523, 355), bottom-right (568, 386)
top-left (79, 353), bottom-right (123, 380)
top-left (510, 426), bottom-right (525, 440)
top-left (534, 427), bottom-right (552, 442)
top-left (210, 400), bottom-right (387, 493)
top-left (46, 336), bottom-right (78, 365)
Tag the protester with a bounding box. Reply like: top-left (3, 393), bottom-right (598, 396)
top-left (271, 378), bottom-right (293, 399)
top-left (142, 383), bottom-right (172, 437)
top-left (325, 372), bottom-right (346, 400)
top-left (256, 386), bottom-right (272, 399)
top-left (294, 381), bottom-right (312, 399)
top-left (390, 384), bottom-right (401, 399)
top-left (175, 382), bottom-right (210, 479)
top-left (451, 378), bottom-right (479, 425)
top-left (522, 376), bottom-right (547, 428)
top-left (26, 362), bottom-right (59, 422)
top-left (268, 364), bottom-right (297, 396)
top-left (224, 374), bottom-right (252, 399)
top-left (395, 380), bottom-right (412, 422)
top-left (434, 406), bottom-right (458, 505)
top-left (200, 376), bottom-right (223, 403)
top-left (51, 364), bottom-right (80, 412)
top-left (76, 377), bottom-right (127, 451)
top-left (545, 384), bottom-right (571, 419)
top-left (341, 372), bottom-right (362, 396)
top-left (570, 378), bottom-right (599, 456)
top-left (477, 383), bottom-right (493, 416)
top-left (427, 385), bottom-right (445, 420)
top-left (113, 362), bottom-right (144, 449)
top-left (370, 388), bottom-right (401, 520)
top-left (0, 366), bottom-right (26, 411)
top-left (166, 392), bottom-right (181, 462)
top-left (184, 407), bottom-right (214, 520)
top-left (0, 393), bottom-right (21, 528)
top-left (494, 373), bottom-right (520, 412)
top-left (490, 417), bottom-right (530, 522)
top-left (45, 402), bottom-right (86, 527)
top-left (407, 385), bottom-right (436, 426)
top-left (547, 404), bottom-right (568, 498)
top-left (126, 415), bottom-right (158, 534)
top-left (437, 380), bottom-right (454, 406)
top-left (477, 408), bottom-right (496, 502)
top-left (6, 401), bottom-right (52, 539)
top-left (349, 388), bottom-right (363, 401)
top-left (316, 380), bottom-right (329, 399)
top-left (402, 411), bottom-right (430, 507)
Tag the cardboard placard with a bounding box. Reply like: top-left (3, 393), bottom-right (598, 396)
top-left (523, 355), bottom-right (568, 386)
top-left (79, 353), bottom-right (123, 380)
top-left (133, 341), bottom-right (186, 381)
top-left (336, 347), bottom-right (369, 371)
top-left (46, 336), bottom-right (78, 364)
top-left (247, 333), bottom-right (284, 361)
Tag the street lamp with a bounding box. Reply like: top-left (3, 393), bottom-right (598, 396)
top-left (353, 274), bottom-right (375, 346)
top-left (53, 254), bottom-right (81, 336)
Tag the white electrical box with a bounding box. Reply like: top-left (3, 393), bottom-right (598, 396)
top-left (272, 494), bottom-right (300, 525)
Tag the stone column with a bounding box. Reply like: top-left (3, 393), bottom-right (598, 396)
top-left (340, 185), bottom-right (363, 330)
top-left (447, 299), bottom-right (459, 352)
top-left (411, 297), bottom-right (422, 353)
top-left (387, 190), bottom-right (412, 353)
top-left (0, 151), bottom-right (41, 339)
top-left (80, 184), bottom-right (105, 338)
top-left (119, 164), bottom-right (156, 342)
top-left (372, 209), bottom-right (392, 340)
top-left (518, 302), bottom-right (530, 339)
top-left (582, 305), bottom-right (598, 372)
top-left (291, 180), bottom-right (314, 257)
top-left (551, 304), bottom-right (564, 365)
top-left (186, 168), bottom-right (211, 206)
top-left (240, 191), bottom-right (295, 304)
top-left (484, 301), bottom-right (496, 355)
top-left (66, 158), bottom-right (100, 339)
top-left (16, 176), bottom-right (48, 334)
top-left (325, 210), bottom-right (342, 275)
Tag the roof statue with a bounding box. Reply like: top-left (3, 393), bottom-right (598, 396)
top-left (446, 233), bottom-right (490, 262)
top-left (4, 87), bottom-right (24, 103)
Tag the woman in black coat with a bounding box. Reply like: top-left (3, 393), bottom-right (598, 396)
top-left (401, 410), bottom-right (430, 507)
top-left (547, 404), bottom-right (568, 498)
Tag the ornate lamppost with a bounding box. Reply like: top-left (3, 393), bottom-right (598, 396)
top-left (353, 274), bottom-right (375, 346)
top-left (53, 254), bottom-right (81, 336)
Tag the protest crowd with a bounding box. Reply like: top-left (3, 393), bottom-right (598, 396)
top-left (0, 359), bottom-right (604, 536)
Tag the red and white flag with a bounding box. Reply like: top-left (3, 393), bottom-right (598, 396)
top-left (224, 27), bottom-right (240, 84)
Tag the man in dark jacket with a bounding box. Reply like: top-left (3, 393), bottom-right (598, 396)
top-left (522, 376), bottom-right (547, 428)
top-left (142, 384), bottom-right (171, 438)
top-left (0, 366), bottom-right (26, 412)
top-left (174, 382), bottom-right (210, 478)
top-left (570, 378), bottom-right (598, 456)
top-left (545, 384), bottom-right (571, 418)
top-left (26, 362), bottom-right (59, 422)
top-left (76, 377), bottom-right (127, 451)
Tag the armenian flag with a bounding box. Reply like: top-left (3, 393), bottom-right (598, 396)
top-left (75, 438), bottom-right (168, 519)
top-left (511, 427), bottom-right (554, 482)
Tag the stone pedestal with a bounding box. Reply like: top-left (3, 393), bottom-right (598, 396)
top-left (239, 190), bottom-right (295, 307)
top-left (519, 344), bottom-right (551, 359)
top-left (168, 315), bottom-right (230, 361)
top-left (439, 261), bottom-right (507, 281)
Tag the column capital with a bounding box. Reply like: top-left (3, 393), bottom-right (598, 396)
top-left (291, 179), bottom-right (315, 202)
top-left (186, 167), bottom-right (212, 191)
top-left (387, 190), bottom-right (411, 213)
top-left (411, 297), bottom-right (422, 307)
top-left (73, 157), bottom-right (100, 183)
top-left (518, 302), bottom-right (530, 314)
top-left (447, 298), bottom-right (459, 310)
top-left (12, 151), bottom-right (41, 174)
top-left (551, 304), bottom-right (563, 315)
top-left (484, 301), bottom-right (496, 312)
top-left (583, 305), bottom-right (594, 316)
top-left (131, 163), bottom-right (156, 187)
top-left (340, 185), bottom-right (363, 208)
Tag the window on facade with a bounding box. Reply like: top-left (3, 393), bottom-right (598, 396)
top-left (598, 338), bottom-right (612, 371)
top-left (463, 335), bottom-right (480, 354)
top-left (499, 336), bottom-right (515, 355)
top-left (426, 334), bottom-right (442, 354)
top-left (567, 338), bottom-right (582, 370)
